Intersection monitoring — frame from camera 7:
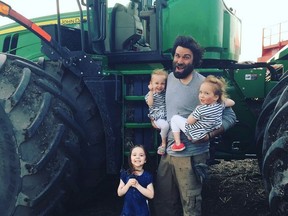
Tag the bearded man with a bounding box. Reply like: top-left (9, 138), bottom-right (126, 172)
top-left (153, 35), bottom-right (236, 216)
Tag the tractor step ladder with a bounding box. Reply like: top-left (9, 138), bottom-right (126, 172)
top-left (121, 70), bottom-right (159, 157)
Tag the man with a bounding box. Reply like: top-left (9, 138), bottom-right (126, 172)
top-left (153, 35), bottom-right (236, 216)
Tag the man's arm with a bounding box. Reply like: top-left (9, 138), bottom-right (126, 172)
top-left (221, 107), bottom-right (237, 131)
top-left (193, 107), bottom-right (237, 143)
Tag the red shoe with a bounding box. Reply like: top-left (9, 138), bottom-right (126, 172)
top-left (171, 143), bottom-right (186, 151)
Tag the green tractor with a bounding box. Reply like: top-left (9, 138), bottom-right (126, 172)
top-left (0, 0), bottom-right (287, 215)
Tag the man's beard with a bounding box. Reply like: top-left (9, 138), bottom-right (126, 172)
top-left (173, 62), bottom-right (194, 79)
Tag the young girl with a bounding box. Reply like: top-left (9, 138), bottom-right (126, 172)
top-left (145, 69), bottom-right (169, 155)
top-left (170, 75), bottom-right (235, 151)
top-left (117, 145), bottom-right (154, 216)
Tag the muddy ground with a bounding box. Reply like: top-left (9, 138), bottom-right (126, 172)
top-left (202, 159), bottom-right (271, 216)
top-left (69, 159), bottom-right (272, 216)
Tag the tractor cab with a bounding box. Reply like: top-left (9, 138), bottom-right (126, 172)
top-left (84, 0), bottom-right (241, 65)
top-left (86, 0), bottom-right (170, 65)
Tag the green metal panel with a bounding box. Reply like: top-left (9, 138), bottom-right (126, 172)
top-left (9, 32), bottom-right (42, 61)
top-left (162, 0), bottom-right (241, 61)
top-left (234, 68), bottom-right (266, 98)
top-left (222, 10), bottom-right (241, 60)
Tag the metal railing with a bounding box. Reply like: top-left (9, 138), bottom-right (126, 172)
top-left (262, 21), bottom-right (288, 47)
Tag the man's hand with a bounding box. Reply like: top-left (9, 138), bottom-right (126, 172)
top-left (192, 126), bottom-right (224, 144)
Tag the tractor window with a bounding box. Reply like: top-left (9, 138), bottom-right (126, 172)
top-left (110, 3), bottom-right (143, 52)
top-left (110, 1), bottom-right (151, 52)
top-left (2, 34), bottom-right (18, 55)
top-left (10, 34), bottom-right (19, 55)
top-left (2, 35), bottom-right (11, 52)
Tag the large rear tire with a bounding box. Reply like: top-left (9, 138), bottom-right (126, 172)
top-left (259, 83), bottom-right (288, 216)
top-left (0, 53), bottom-right (106, 215)
top-left (0, 96), bottom-right (21, 215)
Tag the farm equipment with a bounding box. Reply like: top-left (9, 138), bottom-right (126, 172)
top-left (0, 0), bottom-right (287, 215)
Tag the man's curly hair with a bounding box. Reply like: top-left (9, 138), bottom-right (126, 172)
top-left (171, 35), bottom-right (205, 67)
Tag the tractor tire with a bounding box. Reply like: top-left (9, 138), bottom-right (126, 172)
top-left (255, 95), bottom-right (280, 170)
top-left (260, 84), bottom-right (288, 216)
top-left (261, 73), bottom-right (288, 109)
top-left (0, 53), bottom-right (106, 216)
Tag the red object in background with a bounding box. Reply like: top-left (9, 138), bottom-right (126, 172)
top-left (258, 21), bottom-right (288, 62)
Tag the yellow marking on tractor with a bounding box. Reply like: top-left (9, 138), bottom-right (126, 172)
top-left (0, 16), bottom-right (86, 34)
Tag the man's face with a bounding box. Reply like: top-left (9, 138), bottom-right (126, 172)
top-left (173, 46), bottom-right (194, 79)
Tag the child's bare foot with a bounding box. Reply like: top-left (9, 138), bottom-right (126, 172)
top-left (157, 145), bottom-right (166, 155)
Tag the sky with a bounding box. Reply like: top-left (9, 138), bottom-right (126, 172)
top-left (225, 0), bottom-right (288, 61)
top-left (1, 0), bottom-right (287, 62)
